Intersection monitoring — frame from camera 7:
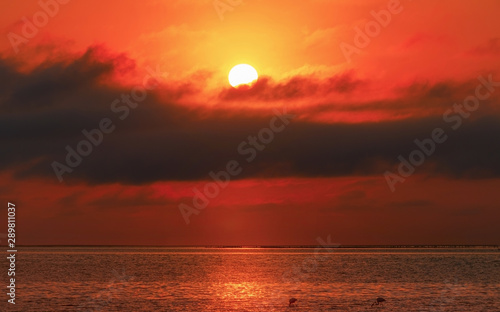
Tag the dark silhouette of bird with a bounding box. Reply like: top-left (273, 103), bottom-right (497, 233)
top-left (289, 297), bottom-right (297, 307)
top-left (371, 297), bottom-right (386, 307)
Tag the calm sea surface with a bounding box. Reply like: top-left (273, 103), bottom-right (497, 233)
top-left (5, 247), bottom-right (500, 311)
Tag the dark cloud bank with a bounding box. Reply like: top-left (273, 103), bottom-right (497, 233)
top-left (1, 47), bottom-right (500, 184)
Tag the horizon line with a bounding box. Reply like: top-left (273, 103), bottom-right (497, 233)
top-left (15, 244), bottom-right (500, 248)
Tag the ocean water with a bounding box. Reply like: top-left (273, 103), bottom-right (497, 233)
top-left (5, 247), bottom-right (500, 311)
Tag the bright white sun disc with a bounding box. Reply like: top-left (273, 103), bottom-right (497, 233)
top-left (228, 64), bottom-right (258, 87)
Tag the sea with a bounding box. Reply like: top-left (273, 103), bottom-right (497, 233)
top-left (4, 247), bottom-right (500, 311)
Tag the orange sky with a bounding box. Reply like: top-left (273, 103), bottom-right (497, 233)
top-left (1, 0), bottom-right (499, 245)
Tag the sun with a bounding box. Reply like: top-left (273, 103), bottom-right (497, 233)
top-left (228, 64), bottom-right (258, 88)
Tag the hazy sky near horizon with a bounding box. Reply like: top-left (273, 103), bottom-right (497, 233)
top-left (1, 0), bottom-right (499, 245)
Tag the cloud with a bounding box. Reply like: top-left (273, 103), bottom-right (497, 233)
top-left (468, 37), bottom-right (500, 56)
top-left (2, 46), bottom-right (500, 185)
top-left (387, 200), bottom-right (432, 208)
top-left (303, 27), bottom-right (343, 48)
top-left (218, 71), bottom-right (363, 102)
top-left (399, 32), bottom-right (450, 50)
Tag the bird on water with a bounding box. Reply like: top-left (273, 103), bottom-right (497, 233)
top-left (289, 297), bottom-right (298, 307)
top-left (371, 297), bottom-right (386, 307)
